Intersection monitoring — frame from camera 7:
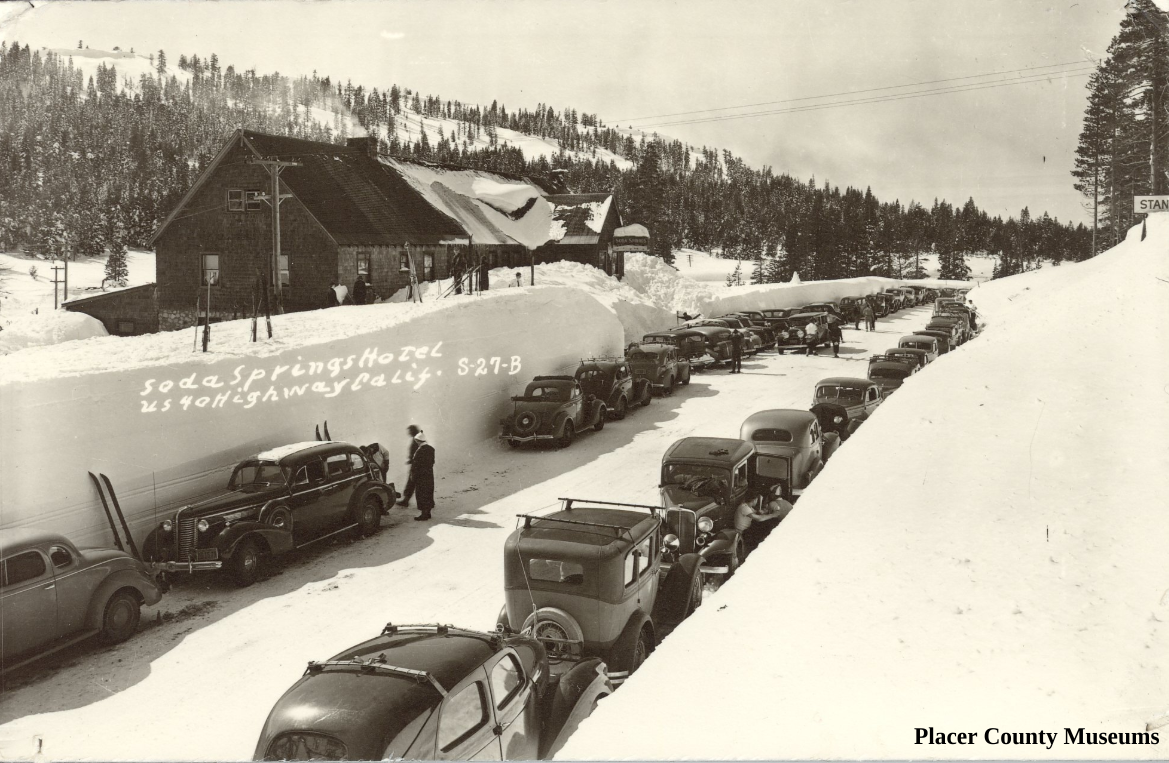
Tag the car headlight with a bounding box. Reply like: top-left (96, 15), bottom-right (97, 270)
top-left (663, 533), bottom-right (680, 551)
top-left (196, 519), bottom-right (210, 533)
top-left (697, 516), bottom-right (714, 533)
top-left (161, 519), bottom-right (173, 533)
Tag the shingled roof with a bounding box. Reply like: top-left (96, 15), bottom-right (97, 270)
top-left (545, 194), bottom-right (617, 245)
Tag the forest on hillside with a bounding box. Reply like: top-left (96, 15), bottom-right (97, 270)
top-left (0, 38), bottom-right (1092, 288)
top-left (1073, 0), bottom-right (1168, 256)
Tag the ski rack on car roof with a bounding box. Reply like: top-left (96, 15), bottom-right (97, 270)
top-left (305, 658), bottom-right (449, 695)
top-left (517, 498), bottom-right (661, 533)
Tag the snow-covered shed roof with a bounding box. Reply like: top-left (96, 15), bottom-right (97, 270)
top-left (545, 194), bottom-right (617, 245)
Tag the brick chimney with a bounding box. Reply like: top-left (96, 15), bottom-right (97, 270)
top-left (346, 136), bottom-right (379, 157)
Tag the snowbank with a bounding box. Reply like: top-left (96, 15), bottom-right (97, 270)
top-left (0, 310), bottom-right (107, 354)
top-left (560, 215), bottom-right (1169, 759)
top-left (0, 287), bottom-right (623, 549)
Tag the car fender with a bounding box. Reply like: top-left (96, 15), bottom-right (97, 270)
top-left (84, 568), bottom-right (162, 630)
top-left (587, 399), bottom-right (606, 425)
top-left (551, 408), bottom-right (571, 434)
top-left (633, 377), bottom-right (652, 401)
top-left (539, 658), bottom-right (612, 760)
top-left (702, 530), bottom-right (740, 564)
top-left (346, 479), bottom-right (396, 516)
top-left (213, 522), bottom-right (294, 558)
top-left (608, 609), bottom-right (653, 673)
top-left (141, 528), bottom-right (165, 562)
top-left (822, 432), bottom-right (841, 460)
top-left (652, 552), bottom-right (702, 630)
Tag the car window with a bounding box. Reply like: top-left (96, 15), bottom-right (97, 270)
top-left (623, 550), bottom-right (636, 587)
top-left (490, 654), bottom-right (524, 710)
top-left (636, 535), bottom-right (653, 578)
top-left (3, 551), bottom-right (47, 587)
top-left (529, 559), bottom-right (584, 585)
top-left (303, 459), bottom-right (327, 484)
top-left (750, 428), bottom-right (793, 443)
top-left (438, 681), bottom-right (489, 752)
top-left (867, 388), bottom-right (878, 401)
top-left (49, 546), bottom-right (73, 569)
top-left (733, 461), bottom-right (749, 489)
top-left (348, 453), bottom-right (365, 472)
top-left (325, 454), bottom-right (351, 477)
top-left (810, 423), bottom-right (820, 442)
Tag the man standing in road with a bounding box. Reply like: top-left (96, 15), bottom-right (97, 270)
top-left (862, 302), bottom-right (876, 332)
top-left (730, 328), bottom-right (744, 373)
top-left (804, 318), bottom-right (820, 356)
top-left (395, 424), bottom-right (423, 508)
top-left (827, 315), bottom-right (843, 358)
top-left (410, 433), bottom-right (436, 521)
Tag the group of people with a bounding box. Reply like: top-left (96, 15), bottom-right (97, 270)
top-left (326, 275), bottom-right (378, 308)
top-left (362, 424), bottom-right (436, 522)
top-left (728, 313), bottom-right (846, 371)
top-left (854, 302), bottom-right (877, 331)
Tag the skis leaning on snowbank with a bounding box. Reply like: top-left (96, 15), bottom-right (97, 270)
top-left (560, 214), bottom-right (1169, 760)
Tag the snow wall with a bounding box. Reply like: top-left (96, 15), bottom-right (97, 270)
top-left (0, 287), bottom-right (623, 549)
top-left (560, 215), bottom-right (1169, 759)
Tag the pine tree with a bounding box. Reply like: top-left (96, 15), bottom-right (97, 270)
top-left (104, 229), bottom-right (129, 287)
top-left (156, 49), bottom-right (166, 76)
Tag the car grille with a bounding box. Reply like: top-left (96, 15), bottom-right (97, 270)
top-left (176, 517), bottom-right (197, 559)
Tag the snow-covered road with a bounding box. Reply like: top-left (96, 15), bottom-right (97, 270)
top-left (0, 307), bottom-right (936, 761)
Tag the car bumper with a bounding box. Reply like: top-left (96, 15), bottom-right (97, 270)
top-left (149, 559), bottom-right (224, 573)
top-left (500, 433), bottom-right (555, 443)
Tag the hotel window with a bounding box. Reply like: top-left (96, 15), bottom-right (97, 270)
top-left (399, 252), bottom-right (411, 273)
top-left (357, 251), bottom-right (371, 278)
top-left (423, 253), bottom-right (434, 281)
top-left (278, 254), bottom-right (290, 287)
top-left (245, 190), bottom-right (264, 211)
top-left (201, 254), bottom-right (220, 286)
top-left (227, 189), bottom-right (245, 212)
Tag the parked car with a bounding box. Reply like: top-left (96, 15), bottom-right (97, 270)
top-left (640, 329), bottom-right (707, 364)
top-left (144, 441), bottom-right (397, 586)
top-left (688, 318), bottom-right (763, 355)
top-left (905, 286), bottom-right (930, 305)
top-left (722, 313), bottom-right (777, 350)
top-left (626, 343), bottom-right (690, 395)
top-left (679, 324), bottom-right (734, 364)
top-left (776, 312), bottom-right (830, 353)
top-left (575, 358), bottom-right (652, 418)
top-left (937, 303), bottom-right (978, 334)
top-left (897, 287), bottom-right (919, 306)
top-left (925, 316), bottom-right (966, 346)
top-left (254, 623), bottom-right (611, 761)
top-left (500, 376), bottom-right (607, 449)
top-left (739, 410), bottom-right (841, 499)
top-left (801, 302), bottom-right (846, 323)
top-left (866, 294), bottom-right (890, 318)
top-left (882, 347), bottom-right (930, 371)
top-left (812, 377), bottom-right (886, 425)
top-left (914, 328), bottom-right (953, 355)
top-left (882, 290), bottom-right (905, 312)
top-left (837, 297), bottom-right (864, 324)
top-left (499, 499), bottom-right (704, 681)
top-left (898, 334), bottom-right (941, 362)
top-left (0, 528), bottom-right (163, 673)
top-left (867, 355), bottom-right (915, 394)
top-left (759, 308), bottom-right (799, 325)
top-left (658, 437), bottom-right (765, 579)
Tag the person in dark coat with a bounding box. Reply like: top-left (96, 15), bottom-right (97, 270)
top-left (325, 282), bottom-right (339, 308)
top-left (353, 275), bottom-right (368, 306)
top-left (730, 329), bottom-right (744, 373)
top-left (395, 425), bottom-right (422, 507)
top-left (827, 315), bottom-right (843, 358)
top-left (410, 433), bottom-right (436, 521)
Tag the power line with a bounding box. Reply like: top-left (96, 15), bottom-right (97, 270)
top-left (614, 59), bottom-right (1096, 125)
top-left (639, 68), bottom-right (1095, 129)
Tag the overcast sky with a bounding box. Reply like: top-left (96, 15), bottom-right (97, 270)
top-left (1, 0), bottom-right (1134, 224)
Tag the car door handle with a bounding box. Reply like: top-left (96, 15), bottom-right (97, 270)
top-left (492, 725), bottom-right (503, 737)
top-left (43, 583), bottom-right (55, 590)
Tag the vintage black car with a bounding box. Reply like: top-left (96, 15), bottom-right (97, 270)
top-left (144, 442), bottom-right (397, 586)
top-left (640, 330), bottom-right (706, 361)
top-left (802, 302), bottom-right (847, 324)
top-left (837, 297), bottom-right (863, 324)
top-left (1, 528), bottom-right (163, 674)
top-left (499, 499), bottom-right (703, 682)
top-left (866, 293), bottom-right (891, 318)
top-left (759, 308), bottom-right (799, 325)
top-left (867, 355), bottom-right (915, 394)
top-left (740, 410), bottom-right (840, 499)
top-left (812, 377), bottom-right (886, 426)
top-left (925, 317), bottom-right (965, 347)
top-left (721, 313), bottom-right (777, 350)
top-left (882, 347), bottom-right (930, 371)
top-left (882, 289), bottom-right (905, 312)
top-left (898, 334), bottom-right (941, 362)
top-left (775, 312), bottom-right (830, 353)
top-left (686, 318), bottom-right (763, 355)
top-left (254, 624), bottom-right (612, 761)
top-left (679, 324), bottom-right (734, 363)
top-left (913, 328), bottom-right (953, 355)
top-left (575, 359), bottom-right (652, 418)
top-left (626, 343), bottom-right (691, 394)
top-left (500, 377), bottom-right (607, 448)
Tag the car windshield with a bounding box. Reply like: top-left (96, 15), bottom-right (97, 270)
top-left (528, 558), bottom-right (585, 585)
top-left (229, 461), bottom-right (288, 491)
top-left (644, 335), bottom-right (674, 344)
top-left (870, 367), bottom-right (910, 380)
top-left (663, 464), bottom-right (730, 493)
top-left (903, 342), bottom-right (932, 351)
top-left (524, 385), bottom-right (565, 401)
top-left (816, 385), bottom-right (863, 403)
top-left (749, 427), bottom-right (794, 443)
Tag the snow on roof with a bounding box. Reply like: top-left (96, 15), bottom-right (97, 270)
top-left (380, 158), bottom-right (554, 249)
top-left (254, 442), bottom-right (327, 462)
top-left (560, 214), bottom-right (1169, 759)
top-left (544, 194), bottom-right (613, 244)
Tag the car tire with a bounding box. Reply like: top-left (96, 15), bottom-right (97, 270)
top-left (229, 538), bottom-right (262, 587)
top-left (357, 493), bottom-right (382, 537)
top-left (99, 589), bottom-right (141, 644)
top-left (265, 505), bottom-right (292, 532)
top-left (681, 369), bottom-right (691, 385)
top-left (641, 387), bottom-right (652, 407)
top-left (726, 536), bottom-right (744, 577)
top-left (631, 627), bottom-right (651, 672)
top-left (664, 375), bottom-right (674, 395)
top-left (685, 568), bottom-right (704, 616)
top-left (593, 407), bottom-right (606, 432)
top-left (558, 420), bottom-right (575, 449)
top-left (613, 396), bottom-right (627, 420)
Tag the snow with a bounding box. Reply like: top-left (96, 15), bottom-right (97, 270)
top-left (253, 442), bottom-right (328, 462)
top-left (46, 48), bottom-right (192, 92)
top-left (559, 214), bottom-right (1169, 759)
top-left (469, 178), bottom-right (541, 216)
top-left (0, 310), bottom-right (107, 354)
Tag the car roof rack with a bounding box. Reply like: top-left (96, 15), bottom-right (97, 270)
top-left (305, 658), bottom-right (449, 696)
top-left (517, 498), bottom-right (660, 535)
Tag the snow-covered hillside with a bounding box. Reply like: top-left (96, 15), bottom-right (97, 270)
top-left (560, 215), bottom-right (1169, 759)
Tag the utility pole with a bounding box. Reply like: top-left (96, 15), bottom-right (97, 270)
top-left (50, 263), bottom-right (63, 309)
top-left (249, 156), bottom-right (300, 321)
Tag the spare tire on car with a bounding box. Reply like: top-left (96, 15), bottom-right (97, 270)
top-left (513, 411), bottom-right (539, 437)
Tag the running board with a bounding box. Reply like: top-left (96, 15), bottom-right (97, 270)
top-left (0, 629), bottom-right (101, 676)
